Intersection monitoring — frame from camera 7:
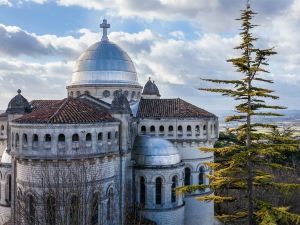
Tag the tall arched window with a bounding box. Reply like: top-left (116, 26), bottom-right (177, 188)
top-left (22, 134), bottom-right (28, 148)
top-left (159, 126), bottom-right (164, 133)
top-left (107, 188), bottom-right (114, 222)
top-left (187, 125), bottom-right (191, 132)
top-left (84, 90), bottom-right (90, 95)
top-left (168, 125), bottom-right (173, 132)
top-left (46, 196), bottom-right (56, 225)
top-left (32, 134), bottom-right (38, 148)
top-left (70, 91), bottom-right (73, 97)
top-left (91, 192), bottom-right (99, 225)
top-left (195, 125), bottom-right (200, 133)
top-left (199, 166), bottom-right (205, 185)
top-left (72, 134), bottom-right (79, 150)
top-left (115, 131), bottom-right (118, 139)
top-left (76, 91), bottom-right (81, 97)
top-left (203, 125), bottom-right (207, 134)
top-left (140, 177), bottom-right (146, 206)
top-left (11, 133), bottom-right (14, 148)
top-left (45, 134), bottom-right (51, 149)
top-left (178, 125), bottom-right (183, 132)
top-left (107, 132), bottom-right (111, 140)
top-left (27, 194), bottom-right (35, 225)
top-left (70, 195), bottom-right (79, 225)
top-left (98, 133), bottom-right (103, 141)
top-left (7, 175), bottom-right (11, 203)
top-left (15, 133), bottom-right (20, 148)
top-left (155, 177), bottom-right (162, 205)
top-left (184, 167), bottom-right (191, 185)
top-left (171, 176), bottom-right (178, 203)
top-left (141, 126), bottom-right (146, 134)
top-left (86, 133), bottom-right (92, 142)
top-left (150, 126), bottom-right (155, 133)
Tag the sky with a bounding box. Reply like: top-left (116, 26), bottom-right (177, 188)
top-left (0, 0), bottom-right (299, 113)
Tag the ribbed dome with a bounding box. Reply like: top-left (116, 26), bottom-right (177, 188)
top-left (133, 136), bottom-right (181, 166)
top-left (6, 90), bottom-right (31, 114)
top-left (142, 79), bottom-right (160, 97)
top-left (71, 40), bottom-right (139, 86)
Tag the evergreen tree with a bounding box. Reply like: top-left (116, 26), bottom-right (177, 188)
top-left (179, 2), bottom-right (300, 225)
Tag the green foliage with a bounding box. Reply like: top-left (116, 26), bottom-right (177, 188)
top-left (183, 2), bottom-right (300, 225)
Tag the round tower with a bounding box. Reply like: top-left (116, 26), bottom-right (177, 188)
top-left (133, 136), bottom-right (185, 225)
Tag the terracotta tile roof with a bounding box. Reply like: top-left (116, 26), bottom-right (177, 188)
top-left (30, 100), bottom-right (62, 111)
top-left (137, 98), bottom-right (216, 119)
top-left (14, 98), bottom-right (116, 124)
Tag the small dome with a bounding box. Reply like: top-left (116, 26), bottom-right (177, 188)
top-left (142, 78), bottom-right (160, 97)
top-left (133, 136), bottom-right (181, 166)
top-left (6, 89), bottom-right (31, 114)
top-left (1, 149), bottom-right (11, 164)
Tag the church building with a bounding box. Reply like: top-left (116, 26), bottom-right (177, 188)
top-left (0, 20), bottom-right (219, 225)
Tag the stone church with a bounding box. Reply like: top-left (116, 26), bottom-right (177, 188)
top-left (0, 20), bottom-right (219, 225)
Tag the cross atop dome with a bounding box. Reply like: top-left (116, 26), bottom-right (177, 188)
top-left (100, 19), bottom-right (110, 41)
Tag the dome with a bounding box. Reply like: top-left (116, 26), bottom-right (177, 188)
top-left (133, 136), bottom-right (181, 166)
top-left (6, 89), bottom-right (31, 114)
top-left (70, 24), bottom-right (139, 86)
top-left (142, 78), bottom-right (160, 96)
top-left (1, 149), bottom-right (11, 164)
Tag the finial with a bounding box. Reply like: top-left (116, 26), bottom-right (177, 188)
top-left (100, 19), bottom-right (110, 41)
top-left (247, 0), bottom-right (250, 8)
top-left (17, 89), bottom-right (21, 94)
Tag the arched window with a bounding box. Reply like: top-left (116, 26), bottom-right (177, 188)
top-left (150, 126), bottom-right (155, 133)
top-left (84, 90), bottom-right (90, 95)
top-left (32, 134), bottom-right (38, 148)
top-left (107, 132), bottom-right (111, 140)
top-left (70, 91), bottom-right (73, 97)
top-left (171, 176), bottom-right (178, 203)
top-left (45, 134), bottom-right (52, 149)
top-left (0, 125), bottom-right (4, 131)
top-left (103, 90), bottom-right (110, 98)
top-left (159, 126), bottom-right (164, 133)
top-left (72, 134), bottom-right (79, 150)
top-left (45, 134), bottom-right (51, 142)
top-left (22, 134), bottom-right (28, 147)
top-left (15, 133), bottom-right (20, 148)
top-left (7, 175), bottom-right (11, 203)
top-left (12, 133), bottom-right (14, 148)
top-left (58, 134), bottom-right (65, 142)
top-left (115, 131), bottom-right (118, 139)
top-left (72, 134), bottom-right (79, 142)
top-left (70, 195), bottom-right (79, 225)
top-left (168, 125), bottom-right (173, 132)
top-left (155, 177), bottom-right (162, 205)
top-left (178, 125), bottom-right (183, 132)
top-left (203, 125), bottom-right (207, 132)
top-left (141, 126), bottom-right (146, 134)
top-left (140, 177), bottom-right (146, 206)
top-left (90, 193), bottom-right (99, 225)
top-left (107, 188), bottom-right (114, 221)
top-left (184, 167), bottom-right (191, 185)
top-left (86, 133), bottom-right (92, 142)
top-left (187, 125), bottom-right (192, 132)
top-left (195, 125), bottom-right (200, 134)
top-left (27, 194), bottom-right (35, 225)
top-left (199, 166), bottom-right (205, 185)
top-left (98, 133), bottom-right (103, 141)
top-left (46, 196), bottom-right (56, 225)
top-left (76, 91), bottom-right (81, 97)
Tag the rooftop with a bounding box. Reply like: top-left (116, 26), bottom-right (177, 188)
top-left (14, 98), bottom-right (116, 124)
top-left (137, 98), bottom-right (216, 119)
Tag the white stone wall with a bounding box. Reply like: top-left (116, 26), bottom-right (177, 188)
top-left (140, 206), bottom-right (184, 225)
top-left (67, 85), bottom-right (142, 103)
top-left (10, 122), bottom-right (120, 158)
top-left (138, 117), bottom-right (219, 141)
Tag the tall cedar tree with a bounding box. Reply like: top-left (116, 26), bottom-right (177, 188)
top-left (179, 2), bottom-right (300, 225)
